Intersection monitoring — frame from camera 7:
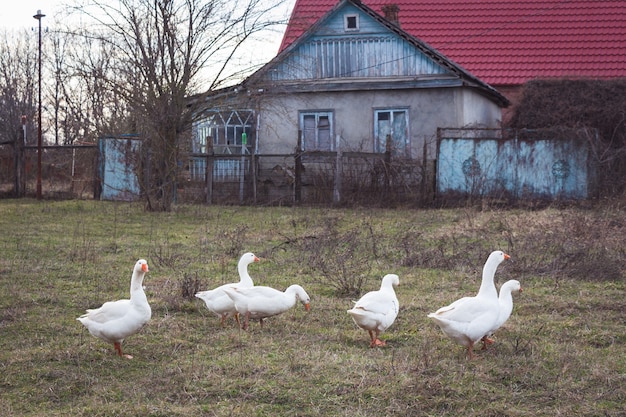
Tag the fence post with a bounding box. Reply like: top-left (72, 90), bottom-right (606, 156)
top-left (251, 150), bottom-right (257, 204)
top-left (333, 135), bottom-right (342, 204)
top-left (294, 131), bottom-right (302, 203)
top-left (384, 134), bottom-right (392, 194)
top-left (14, 120), bottom-right (26, 197)
top-left (94, 143), bottom-right (101, 199)
top-left (205, 139), bottom-right (213, 204)
top-left (239, 139), bottom-right (246, 204)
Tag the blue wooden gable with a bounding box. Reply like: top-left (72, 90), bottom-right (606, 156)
top-left (247, 0), bottom-right (508, 106)
top-left (263, 2), bottom-right (450, 81)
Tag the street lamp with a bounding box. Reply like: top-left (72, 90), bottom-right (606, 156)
top-left (33, 9), bottom-right (45, 200)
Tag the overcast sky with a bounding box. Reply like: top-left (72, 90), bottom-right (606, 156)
top-left (0, 1), bottom-right (65, 30)
top-left (1, 0), bottom-right (292, 84)
top-left (0, 1), bottom-right (291, 57)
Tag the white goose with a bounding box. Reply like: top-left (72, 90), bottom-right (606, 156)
top-left (223, 284), bottom-right (311, 330)
top-left (481, 279), bottom-right (522, 349)
top-left (77, 259), bottom-right (151, 358)
top-left (347, 274), bottom-right (400, 348)
top-left (427, 250), bottom-right (510, 359)
top-left (195, 252), bottom-right (260, 326)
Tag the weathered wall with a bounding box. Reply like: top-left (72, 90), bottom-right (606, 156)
top-left (256, 87), bottom-right (501, 161)
top-left (437, 134), bottom-right (593, 199)
top-left (99, 137), bottom-right (141, 201)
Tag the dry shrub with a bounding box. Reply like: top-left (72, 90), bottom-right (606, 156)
top-left (509, 211), bottom-right (625, 281)
top-left (398, 209), bottom-right (625, 281)
top-left (300, 156), bottom-right (425, 207)
top-left (284, 217), bottom-right (379, 297)
top-left (398, 229), bottom-right (485, 270)
top-left (340, 157), bottom-right (423, 207)
top-left (398, 210), bottom-right (514, 271)
top-left (214, 224), bottom-right (249, 258)
top-left (506, 78), bottom-right (626, 196)
top-left (180, 271), bottom-right (203, 300)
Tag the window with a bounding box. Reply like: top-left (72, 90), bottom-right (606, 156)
top-left (191, 109), bottom-right (255, 181)
top-left (344, 14), bottom-right (359, 31)
top-left (194, 110), bottom-right (255, 154)
top-left (374, 109), bottom-right (409, 157)
top-left (300, 111), bottom-right (333, 151)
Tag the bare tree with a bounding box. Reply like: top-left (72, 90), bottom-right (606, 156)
top-left (48, 30), bottom-right (131, 145)
top-left (0, 31), bottom-right (38, 198)
top-left (0, 31), bottom-right (37, 146)
top-left (68, 0), bottom-right (286, 210)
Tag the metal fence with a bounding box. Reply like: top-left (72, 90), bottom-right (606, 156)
top-left (0, 143), bottom-right (99, 199)
top-left (180, 150), bottom-right (431, 206)
top-left (2, 127), bottom-right (600, 205)
top-left (0, 141), bottom-right (431, 205)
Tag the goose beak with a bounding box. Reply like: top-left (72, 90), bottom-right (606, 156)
top-left (142, 263), bottom-right (149, 272)
top-left (504, 253), bottom-right (511, 260)
top-left (253, 256), bottom-right (260, 262)
top-left (304, 303), bottom-right (311, 312)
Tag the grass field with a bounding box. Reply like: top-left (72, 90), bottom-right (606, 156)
top-left (0, 199), bottom-right (624, 416)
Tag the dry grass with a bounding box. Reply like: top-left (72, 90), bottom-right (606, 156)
top-left (0, 199), bottom-right (625, 416)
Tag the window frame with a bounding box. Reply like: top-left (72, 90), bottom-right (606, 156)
top-left (194, 109), bottom-right (255, 154)
top-left (191, 109), bottom-right (255, 181)
top-left (374, 108), bottom-right (410, 157)
top-left (344, 14), bottom-right (359, 32)
top-left (299, 111), bottom-right (334, 152)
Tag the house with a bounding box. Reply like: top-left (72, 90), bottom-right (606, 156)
top-left (190, 0), bottom-right (509, 203)
top-left (279, 0), bottom-right (626, 122)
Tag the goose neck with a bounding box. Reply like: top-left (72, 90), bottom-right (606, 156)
top-left (130, 271), bottom-right (146, 297)
top-left (478, 266), bottom-right (498, 298)
top-left (238, 264), bottom-right (253, 285)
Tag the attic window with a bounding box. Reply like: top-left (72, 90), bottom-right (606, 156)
top-left (344, 14), bottom-right (359, 31)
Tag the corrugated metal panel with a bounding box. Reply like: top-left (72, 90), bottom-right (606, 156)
top-left (99, 137), bottom-right (141, 201)
top-left (437, 135), bottom-right (592, 199)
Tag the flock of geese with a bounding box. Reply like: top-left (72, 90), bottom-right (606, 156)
top-left (76, 250), bottom-right (521, 359)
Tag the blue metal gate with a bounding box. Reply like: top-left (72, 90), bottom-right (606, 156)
top-left (99, 136), bottom-right (141, 201)
top-left (437, 129), bottom-right (594, 199)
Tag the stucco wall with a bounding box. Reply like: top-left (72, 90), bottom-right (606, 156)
top-left (255, 87), bottom-right (501, 161)
top-left (458, 89), bottom-right (504, 127)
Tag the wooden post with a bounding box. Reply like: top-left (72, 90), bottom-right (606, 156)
top-left (384, 134), bottom-right (392, 191)
top-left (422, 138), bottom-right (434, 204)
top-left (294, 130), bottom-right (303, 203)
top-left (251, 150), bottom-right (257, 204)
top-left (15, 116), bottom-right (26, 197)
top-left (205, 138), bottom-right (214, 204)
top-left (239, 142), bottom-right (245, 204)
top-left (93, 143), bottom-right (101, 199)
top-left (333, 135), bottom-right (342, 204)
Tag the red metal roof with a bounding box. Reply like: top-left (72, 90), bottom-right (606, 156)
top-left (280, 0), bottom-right (626, 86)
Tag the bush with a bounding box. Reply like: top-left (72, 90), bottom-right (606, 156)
top-left (506, 78), bottom-right (626, 196)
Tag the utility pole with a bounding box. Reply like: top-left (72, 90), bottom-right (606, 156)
top-left (33, 10), bottom-right (45, 199)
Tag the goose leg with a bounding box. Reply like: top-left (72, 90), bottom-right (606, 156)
top-left (467, 341), bottom-right (475, 360)
top-left (242, 312), bottom-right (250, 330)
top-left (481, 335), bottom-right (494, 350)
top-left (114, 342), bottom-right (133, 359)
top-left (369, 330), bottom-right (386, 348)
